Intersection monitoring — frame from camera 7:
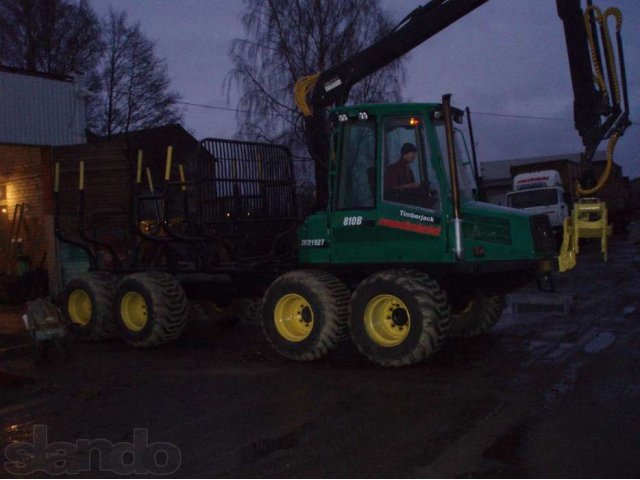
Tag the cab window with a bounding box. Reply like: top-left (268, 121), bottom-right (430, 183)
top-left (433, 124), bottom-right (477, 199)
top-left (335, 120), bottom-right (376, 210)
top-left (383, 117), bottom-right (440, 210)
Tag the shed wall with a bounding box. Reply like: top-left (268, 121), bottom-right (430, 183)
top-left (0, 71), bottom-right (86, 146)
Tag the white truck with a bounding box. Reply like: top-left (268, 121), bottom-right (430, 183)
top-left (505, 170), bottom-right (570, 235)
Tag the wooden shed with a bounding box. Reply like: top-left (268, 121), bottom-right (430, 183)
top-left (0, 124), bottom-right (208, 299)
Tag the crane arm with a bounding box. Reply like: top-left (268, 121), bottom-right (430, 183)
top-left (302, 0), bottom-right (489, 111)
top-left (296, 0), bottom-right (630, 205)
top-left (557, 0), bottom-right (630, 167)
top-left (296, 0), bottom-right (489, 205)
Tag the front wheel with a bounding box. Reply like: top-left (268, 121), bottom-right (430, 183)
top-left (349, 270), bottom-right (450, 367)
top-left (262, 270), bottom-right (349, 361)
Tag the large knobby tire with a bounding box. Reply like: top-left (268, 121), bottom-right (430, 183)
top-left (114, 272), bottom-right (188, 347)
top-left (449, 292), bottom-right (504, 338)
top-left (60, 272), bottom-right (117, 341)
top-left (350, 270), bottom-right (451, 367)
top-left (262, 270), bottom-right (349, 361)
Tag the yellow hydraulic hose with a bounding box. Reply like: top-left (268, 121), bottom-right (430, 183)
top-left (294, 74), bottom-right (319, 117)
top-left (577, 5), bottom-right (624, 197)
top-left (584, 6), bottom-right (622, 104)
top-left (576, 130), bottom-right (621, 196)
top-left (584, 5), bottom-right (608, 98)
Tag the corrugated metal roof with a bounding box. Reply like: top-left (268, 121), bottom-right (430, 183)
top-left (0, 69), bottom-right (86, 146)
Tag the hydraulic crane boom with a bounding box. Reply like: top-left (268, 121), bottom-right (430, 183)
top-left (307, 0), bottom-right (488, 109)
top-left (296, 0), bottom-right (630, 206)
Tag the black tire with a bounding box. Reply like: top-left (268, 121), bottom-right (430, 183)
top-left (262, 270), bottom-right (349, 361)
top-left (349, 270), bottom-right (450, 367)
top-left (449, 292), bottom-right (504, 338)
top-left (114, 272), bottom-right (188, 347)
top-left (60, 272), bottom-right (117, 341)
top-left (234, 298), bottom-right (262, 325)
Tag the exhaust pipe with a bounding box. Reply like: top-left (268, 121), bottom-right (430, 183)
top-left (442, 94), bottom-right (464, 261)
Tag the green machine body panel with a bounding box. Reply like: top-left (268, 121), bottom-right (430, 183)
top-left (297, 102), bottom-right (556, 270)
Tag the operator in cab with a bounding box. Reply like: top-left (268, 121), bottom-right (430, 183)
top-left (384, 142), bottom-right (437, 209)
top-left (385, 143), bottom-right (420, 192)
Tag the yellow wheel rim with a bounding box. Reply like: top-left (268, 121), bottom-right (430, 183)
top-left (120, 291), bottom-right (149, 332)
top-left (68, 289), bottom-right (92, 326)
top-left (364, 294), bottom-right (411, 347)
top-left (273, 294), bottom-right (314, 342)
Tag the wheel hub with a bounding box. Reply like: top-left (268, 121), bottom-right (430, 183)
top-left (274, 294), bottom-right (314, 342)
top-left (120, 291), bottom-right (149, 332)
top-left (391, 307), bottom-right (409, 327)
top-left (363, 294), bottom-right (411, 347)
top-left (68, 289), bottom-right (92, 326)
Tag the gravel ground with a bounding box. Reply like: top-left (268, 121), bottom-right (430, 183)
top-left (1, 240), bottom-right (639, 477)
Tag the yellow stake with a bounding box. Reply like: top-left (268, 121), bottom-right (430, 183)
top-left (54, 162), bottom-right (60, 193)
top-left (146, 167), bottom-right (155, 193)
top-left (79, 161), bottom-right (85, 191)
top-left (164, 146), bottom-right (173, 181)
top-left (178, 164), bottom-right (186, 192)
top-left (136, 150), bottom-right (143, 184)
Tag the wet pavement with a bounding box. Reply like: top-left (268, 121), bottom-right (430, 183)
top-left (1, 241), bottom-right (639, 477)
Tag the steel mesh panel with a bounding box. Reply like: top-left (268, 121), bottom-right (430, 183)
top-left (198, 138), bottom-right (298, 259)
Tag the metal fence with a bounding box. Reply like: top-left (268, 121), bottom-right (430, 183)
top-left (198, 138), bottom-right (298, 259)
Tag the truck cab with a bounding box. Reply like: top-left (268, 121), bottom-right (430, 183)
top-left (505, 170), bottom-right (570, 232)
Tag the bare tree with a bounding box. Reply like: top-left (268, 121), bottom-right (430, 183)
top-left (0, 0), bottom-right (103, 74)
top-left (88, 9), bottom-right (182, 137)
top-left (227, 0), bottom-right (406, 182)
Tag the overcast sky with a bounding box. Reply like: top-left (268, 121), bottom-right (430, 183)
top-left (90, 0), bottom-right (639, 178)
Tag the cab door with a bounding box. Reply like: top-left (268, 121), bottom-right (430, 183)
top-left (329, 113), bottom-right (449, 265)
top-left (375, 114), bottom-right (449, 263)
top-left (329, 117), bottom-right (380, 263)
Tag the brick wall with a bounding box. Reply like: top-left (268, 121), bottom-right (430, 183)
top-left (0, 144), bottom-right (49, 272)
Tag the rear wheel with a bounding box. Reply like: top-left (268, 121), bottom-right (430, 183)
top-left (449, 292), bottom-right (504, 338)
top-left (350, 270), bottom-right (450, 367)
top-left (114, 272), bottom-right (188, 347)
top-left (61, 272), bottom-right (116, 341)
top-left (262, 270), bottom-right (349, 361)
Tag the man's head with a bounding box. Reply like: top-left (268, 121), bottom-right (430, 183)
top-left (400, 143), bottom-right (417, 162)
